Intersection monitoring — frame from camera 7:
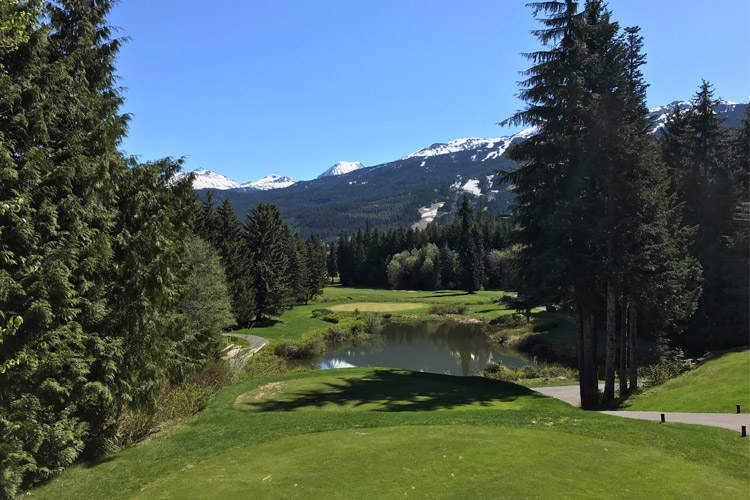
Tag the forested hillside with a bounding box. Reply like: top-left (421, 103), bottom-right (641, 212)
top-left (211, 151), bottom-right (518, 240)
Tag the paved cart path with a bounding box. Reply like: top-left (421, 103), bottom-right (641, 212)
top-left (531, 385), bottom-right (749, 433)
top-left (221, 333), bottom-right (270, 371)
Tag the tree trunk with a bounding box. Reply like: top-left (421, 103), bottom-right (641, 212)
top-left (628, 303), bottom-right (638, 390)
top-left (579, 305), bottom-right (599, 409)
top-left (618, 297), bottom-right (628, 396)
top-left (603, 282), bottom-right (616, 401)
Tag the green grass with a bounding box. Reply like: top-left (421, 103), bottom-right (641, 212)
top-left (30, 368), bottom-right (750, 499)
top-left (232, 286), bottom-right (566, 346)
top-left (623, 347), bottom-right (750, 413)
top-left (329, 302), bottom-right (428, 312)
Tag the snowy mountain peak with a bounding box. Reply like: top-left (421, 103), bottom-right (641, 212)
top-left (317, 161), bottom-right (365, 179)
top-left (402, 137), bottom-right (497, 160)
top-left (173, 170), bottom-right (240, 190)
top-left (647, 99), bottom-right (747, 134)
top-left (239, 174), bottom-right (296, 191)
top-left (401, 127), bottom-right (537, 161)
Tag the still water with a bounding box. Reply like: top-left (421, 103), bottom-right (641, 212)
top-left (304, 320), bottom-right (535, 376)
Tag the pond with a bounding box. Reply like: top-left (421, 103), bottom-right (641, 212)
top-left (300, 320), bottom-right (535, 376)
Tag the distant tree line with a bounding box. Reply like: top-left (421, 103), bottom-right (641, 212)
top-left (335, 196), bottom-right (514, 292)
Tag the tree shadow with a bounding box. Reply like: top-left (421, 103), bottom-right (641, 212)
top-left (252, 318), bottom-right (282, 328)
top-left (415, 292), bottom-right (474, 300)
top-left (237, 369), bottom-right (545, 413)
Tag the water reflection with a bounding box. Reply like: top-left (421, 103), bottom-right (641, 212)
top-left (306, 321), bottom-right (534, 376)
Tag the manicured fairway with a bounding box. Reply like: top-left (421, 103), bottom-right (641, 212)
top-left (132, 425), bottom-right (746, 500)
top-left (329, 302), bottom-right (427, 312)
top-left (624, 348), bottom-right (750, 413)
top-left (233, 286), bottom-right (558, 345)
top-left (30, 368), bottom-right (750, 500)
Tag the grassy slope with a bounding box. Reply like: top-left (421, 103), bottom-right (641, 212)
top-left (623, 348), bottom-right (750, 413)
top-left (30, 368), bottom-right (750, 500)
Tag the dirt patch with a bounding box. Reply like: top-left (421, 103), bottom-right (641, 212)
top-left (234, 382), bottom-right (286, 408)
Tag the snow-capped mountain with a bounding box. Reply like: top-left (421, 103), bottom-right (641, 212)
top-left (173, 170), bottom-right (240, 190)
top-left (401, 127), bottom-right (538, 162)
top-left (317, 161), bottom-right (365, 178)
top-left (238, 174), bottom-right (296, 191)
top-left (174, 171), bottom-right (295, 192)
top-left (188, 98), bottom-right (746, 240)
top-left (647, 100), bottom-right (747, 134)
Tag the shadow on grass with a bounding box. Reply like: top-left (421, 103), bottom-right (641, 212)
top-left (417, 291), bottom-right (473, 298)
top-left (252, 318), bottom-right (282, 328)
top-left (238, 369), bottom-right (545, 413)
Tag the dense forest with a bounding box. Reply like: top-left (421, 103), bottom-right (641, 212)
top-left (335, 196), bottom-right (514, 292)
top-left (0, 2), bottom-right (326, 496)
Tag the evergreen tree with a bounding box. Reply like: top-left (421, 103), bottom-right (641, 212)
top-left (245, 203), bottom-right (290, 321)
top-left (661, 82), bottom-right (744, 351)
top-left (457, 195), bottom-right (486, 293)
top-left (173, 235), bottom-right (235, 376)
top-left (286, 231), bottom-right (308, 304)
top-left (304, 234), bottom-right (328, 303)
top-left (0, 1), bottom-right (130, 491)
top-left (213, 198), bottom-right (255, 327)
top-left (327, 241), bottom-right (338, 283)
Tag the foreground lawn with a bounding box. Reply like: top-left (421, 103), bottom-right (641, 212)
top-left (31, 368), bottom-right (750, 500)
top-left (623, 347), bottom-right (750, 414)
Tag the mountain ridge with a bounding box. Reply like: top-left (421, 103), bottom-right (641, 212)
top-left (188, 99), bottom-right (746, 240)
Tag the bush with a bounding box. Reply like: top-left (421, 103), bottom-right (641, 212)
top-left (242, 350), bottom-right (289, 379)
top-left (300, 332), bottom-right (326, 357)
top-left (481, 361), bottom-right (576, 382)
top-left (184, 359), bottom-right (233, 391)
top-left (429, 304), bottom-right (468, 315)
top-left (489, 314), bottom-right (527, 327)
top-left (158, 384), bottom-right (214, 421)
top-left (274, 340), bottom-right (302, 359)
top-left (311, 308), bottom-right (334, 319)
top-left (325, 325), bottom-right (348, 343)
top-left (362, 312), bottom-right (383, 333)
top-left (638, 361), bottom-right (691, 387)
top-left (117, 360), bottom-right (233, 447)
top-left (117, 408), bottom-right (158, 446)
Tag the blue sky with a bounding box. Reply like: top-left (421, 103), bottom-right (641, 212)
top-left (110, 0), bottom-right (750, 182)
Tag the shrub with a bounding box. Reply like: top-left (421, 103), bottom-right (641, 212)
top-left (117, 408), bottom-right (158, 446)
top-left (489, 314), bottom-right (527, 327)
top-left (481, 361), bottom-right (576, 382)
top-left (638, 361), bottom-right (692, 387)
top-left (361, 312), bottom-right (383, 333)
top-left (158, 384), bottom-right (214, 422)
top-left (325, 325), bottom-right (348, 343)
top-left (300, 332), bottom-right (326, 357)
top-left (117, 359), bottom-right (233, 447)
top-left (274, 340), bottom-right (302, 359)
top-left (242, 351), bottom-right (289, 379)
top-left (311, 308), bottom-right (334, 319)
top-left (429, 304), bottom-right (468, 315)
top-left (184, 359), bottom-right (233, 391)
